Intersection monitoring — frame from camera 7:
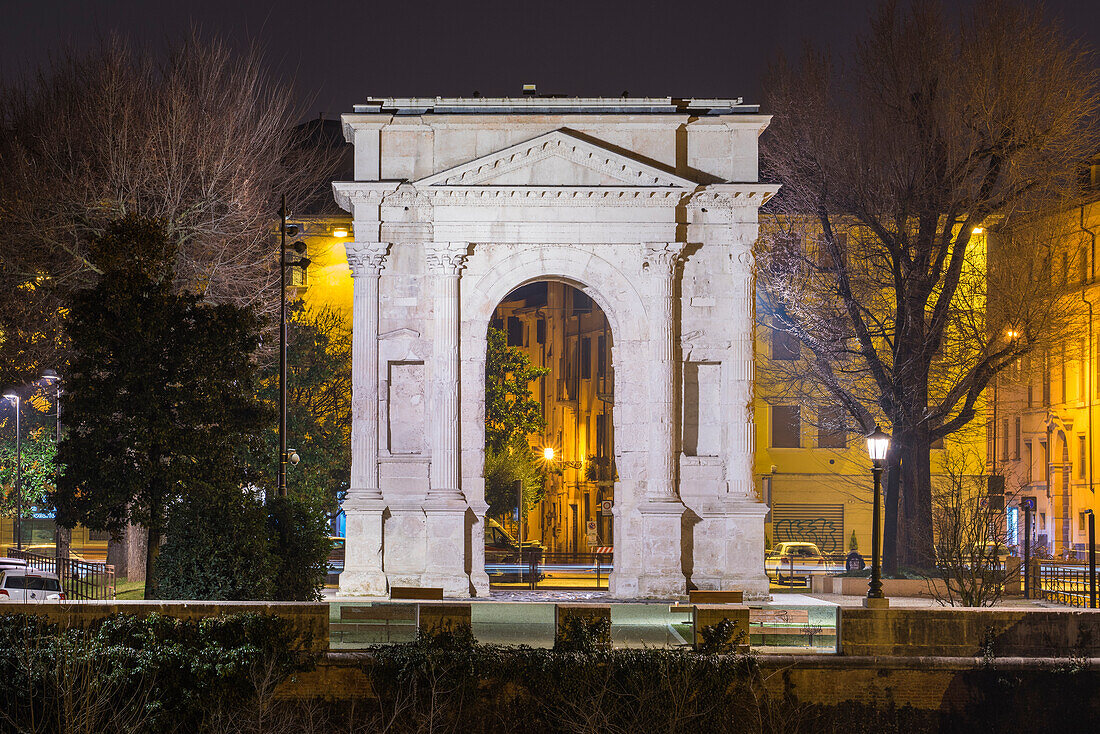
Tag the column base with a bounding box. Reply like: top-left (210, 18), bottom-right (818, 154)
top-left (688, 500), bottom-right (770, 600)
top-left (862, 596), bottom-right (890, 609)
top-left (422, 502), bottom-right (471, 597)
top-left (340, 504), bottom-right (388, 597)
top-left (634, 500), bottom-right (687, 598)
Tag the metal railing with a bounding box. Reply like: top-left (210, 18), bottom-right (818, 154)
top-left (487, 551), bottom-right (612, 590)
top-left (1037, 561), bottom-right (1095, 607)
top-left (5, 547), bottom-right (116, 600)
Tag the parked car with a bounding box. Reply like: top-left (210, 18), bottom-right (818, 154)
top-left (0, 557), bottom-right (29, 573)
top-left (0, 568), bottom-right (65, 602)
top-left (485, 519), bottom-right (544, 582)
top-left (765, 542), bottom-right (826, 583)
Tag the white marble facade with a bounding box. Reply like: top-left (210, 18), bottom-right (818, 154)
top-left (334, 97), bottom-right (777, 599)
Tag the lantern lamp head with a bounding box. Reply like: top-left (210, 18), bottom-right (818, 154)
top-left (866, 425), bottom-right (891, 466)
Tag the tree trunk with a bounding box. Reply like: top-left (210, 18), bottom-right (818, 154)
top-left (882, 446), bottom-right (902, 577)
top-left (898, 431), bottom-right (936, 569)
top-left (143, 526), bottom-right (160, 599)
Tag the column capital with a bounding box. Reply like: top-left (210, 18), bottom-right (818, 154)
top-left (643, 242), bottom-right (686, 272)
top-left (425, 242), bottom-right (469, 275)
top-left (345, 241), bottom-right (390, 276)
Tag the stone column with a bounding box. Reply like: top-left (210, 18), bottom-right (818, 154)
top-left (636, 242), bottom-right (687, 597)
top-left (422, 241), bottom-right (472, 596)
top-left (339, 241), bottom-right (390, 596)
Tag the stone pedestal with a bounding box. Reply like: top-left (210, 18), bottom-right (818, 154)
top-left (637, 502), bottom-right (687, 598)
top-left (340, 502), bottom-right (388, 596)
top-left (421, 502), bottom-right (471, 596)
top-left (689, 501), bottom-right (770, 599)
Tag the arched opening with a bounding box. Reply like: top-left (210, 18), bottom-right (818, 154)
top-left (483, 280), bottom-right (615, 588)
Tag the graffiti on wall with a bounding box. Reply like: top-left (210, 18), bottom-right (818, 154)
top-left (771, 504), bottom-right (845, 554)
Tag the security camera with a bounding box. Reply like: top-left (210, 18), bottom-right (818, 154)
top-left (288, 449), bottom-right (301, 466)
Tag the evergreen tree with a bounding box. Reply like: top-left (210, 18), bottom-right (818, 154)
top-left (54, 216), bottom-right (271, 598)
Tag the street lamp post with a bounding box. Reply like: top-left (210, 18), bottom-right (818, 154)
top-left (42, 370), bottom-right (64, 564)
top-left (865, 426), bottom-right (891, 607)
top-left (4, 393), bottom-right (22, 550)
top-left (278, 195), bottom-right (310, 499)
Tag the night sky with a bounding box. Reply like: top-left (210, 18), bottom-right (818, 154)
top-left (3, 0), bottom-right (1099, 122)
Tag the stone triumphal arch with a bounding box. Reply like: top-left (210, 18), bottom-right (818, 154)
top-left (333, 97), bottom-right (777, 598)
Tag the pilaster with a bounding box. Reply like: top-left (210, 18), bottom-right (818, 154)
top-left (635, 242), bottom-right (688, 597)
top-left (340, 241), bottom-right (390, 596)
top-left (422, 241), bottom-right (472, 596)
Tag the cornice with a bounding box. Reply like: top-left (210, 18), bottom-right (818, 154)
top-left (686, 184), bottom-right (782, 209)
top-left (332, 181), bottom-right (402, 212)
top-left (422, 186), bottom-right (686, 207)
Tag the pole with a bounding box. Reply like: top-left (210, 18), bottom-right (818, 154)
top-left (1089, 510), bottom-right (1096, 609)
top-left (278, 194), bottom-right (288, 499)
top-left (13, 397), bottom-right (22, 551)
top-left (1024, 504), bottom-right (1032, 599)
top-left (868, 464), bottom-right (884, 599)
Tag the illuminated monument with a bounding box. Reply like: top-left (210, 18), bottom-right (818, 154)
top-left (333, 96), bottom-right (777, 598)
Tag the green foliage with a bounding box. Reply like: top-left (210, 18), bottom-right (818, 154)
top-left (258, 302), bottom-right (351, 515)
top-left (0, 612), bottom-right (315, 733)
top-left (53, 216), bottom-right (272, 596)
top-left (483, 439), bottom-right (545, 518)
top-left (484, 327), bottom-right (548, 453)
top-left (0, 426), bottom-right (57, 517)
top-left (554, 613), bottom-right (612, 652)
top-left (266, 494), bottom-right (332, 601)
top-left (156, 489), bottom-right (276, 601)
top-left (696, 619), bottom-right (746, 655)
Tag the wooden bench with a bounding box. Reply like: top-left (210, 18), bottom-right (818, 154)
top-left (749, 608), bottom-right (810, 626)
top-left (689, 590), bottom-right (744, 604)
top-left (390, 586), bottom-right (444, 600)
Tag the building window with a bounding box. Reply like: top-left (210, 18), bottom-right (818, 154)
top-left (1080, 246), bottom-right (1089, 284)
top-left (1001, 419), bottom-right (1010, 462)
top-left (1060, 344), bottom-right (1067, 404)
top-left (536, 318), bottom-right (546, 345)
top-left (771, 326), bottom-right (800, 361)
top-left (1040, 441), bottom-right (1049, 484)
top-left (1025, 441), bottom-right (1033, 483)
top-left (507, 316), bottom-right (524, 346)
top-left (1080, 511), bottom-right (1089, 532)
top-left (771, 405), bottom-right (801, 448)
top-left (580, 337), bottom-right (591, 380)
top-left (597, 335), bottom-right (607, 378)
top-left (986, 421), bottom-right (994, 463)
top-left (1042, 352), bottom-right (1051, 406)
top-left (1081, 338), bottom-right (1088, 399)
top-left (1080, 435), bottom-right (1088, 479)
top-left (1014, 417), bottom-right (1021, 460)
top-left (817, 405), bottom-right (847, 449)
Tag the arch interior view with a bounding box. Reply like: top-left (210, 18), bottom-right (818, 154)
top-left (333, 96), bottom-right (777, 599)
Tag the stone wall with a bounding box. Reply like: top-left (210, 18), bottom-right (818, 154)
top-left (841, 606), bottom-right (1100, 657)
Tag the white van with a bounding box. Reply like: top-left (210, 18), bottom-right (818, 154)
top-left (0, 568), bottom-right (65, 601)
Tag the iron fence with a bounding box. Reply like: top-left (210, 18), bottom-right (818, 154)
top-left (5, 547), bottom-right (116, 600)
top-left (1037, 561), bottom-right (1095, 607)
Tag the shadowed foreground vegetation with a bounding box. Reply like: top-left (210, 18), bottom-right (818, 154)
top-left (1, 613), bottom-right (1098, 733)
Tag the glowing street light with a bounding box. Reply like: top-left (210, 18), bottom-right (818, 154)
top-left (543, 447), bottom-right (555, 461)
top-left (865, 425), bottom-right (891, 605)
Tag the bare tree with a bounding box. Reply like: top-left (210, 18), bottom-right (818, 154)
top-left (0, 33), bottom-right (343, 383)
top-left (757, 0), bottom-right (1100, 570)
top-left (930, 448), bottom-right (1015, 607)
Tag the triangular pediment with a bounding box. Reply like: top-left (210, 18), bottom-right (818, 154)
top-left (414, 130), bottom-right (697, 188)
